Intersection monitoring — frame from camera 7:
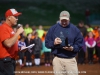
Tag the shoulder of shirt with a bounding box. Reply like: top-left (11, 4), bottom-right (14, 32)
top-left (48, 23), bottom-right (79, 32)
top-left (70, 23), bottom-right (81, 32)
top-left (47, 23), bottom-right (58, 31)
top-left (69, 23), bottom-right (77, 28)
top-left (0, 24), bottom-right (7, 30)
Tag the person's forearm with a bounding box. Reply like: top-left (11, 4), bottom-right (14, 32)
top-left (85, 41), bottom-right (91, 47)
top-left (45, 41), bottom-right (54, 48)
top-left (3, 32), bottom-right (19, 48)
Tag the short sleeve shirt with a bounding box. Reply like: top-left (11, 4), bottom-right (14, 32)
top-left (0, 23), bottom-right (18, 58)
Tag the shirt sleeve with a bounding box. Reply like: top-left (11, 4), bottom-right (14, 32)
top-left (0, 28), bottom-right (10, 43)
top-left (24, 42), bottom-right (26, 47)
top-left (72, 28), bottom-right (84, 52)
top-left (45, 28), bottom-right (55, 49)
top-left (72, 29), bottom-right (84, 52)
top-left (92, 41), bottom-right (96, 47)
top-left (85, 41), bottom-right (91, 47)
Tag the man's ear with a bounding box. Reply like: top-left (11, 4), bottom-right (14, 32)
top-left (9, 17), bottom-right (11, 20)
top-left (7, 16), bottom-right (11, 20)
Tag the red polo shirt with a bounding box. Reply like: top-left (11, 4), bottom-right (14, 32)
top-left (0, 23), bottom-right (18, 59)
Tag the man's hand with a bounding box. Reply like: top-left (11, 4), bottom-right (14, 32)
top-left (54, 37), bottom-right (62, 45)
top-left (17, 27), bottom-right (24, 35)
top-left (63, 46), bottom-right (73, 51)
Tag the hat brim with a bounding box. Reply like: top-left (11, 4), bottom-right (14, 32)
top-left (60, 17), bottom-right (69, 20)
top-left (13, 13), bottom-right (22, 16)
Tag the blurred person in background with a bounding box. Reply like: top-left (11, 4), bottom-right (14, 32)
top-left (92, 26), bottom-right (99, 39)
top-left (77, 21), bottom-right (87, 38)
top-left (0, 8), bottom-right (24, 75)
top-left (31, 25), bottom-right (37, 39)
top-left (85, 24), bottom-right (93, 32)
top-left (85, 31), bottom-right (96, 64)
top-left (42, 32), bottom-right (51, 67)
top-left (24, 24), bottom-right (32, 36)
top-left (37, 25), bottom-right (45, 39)
top-left (96, 27), bottom-right (100, 64)
top-left (92, 26), bottom-right (99, 60)
top-left (32, 25), bottom-right (37, 34)
top-left (18, 36), bottom-right (26, 69)
top-left (33, 32), bottom-right (42, 66)
top-left (25, 33), bottom-right (33, 67)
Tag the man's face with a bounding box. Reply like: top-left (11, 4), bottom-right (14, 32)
top-left (8, 16), bottom-right (18, 26)
top-left (60, 19), bottom-right (69, 27)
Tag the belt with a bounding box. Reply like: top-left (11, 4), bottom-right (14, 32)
top-left (54, 55), bottom-right (74, 59)
top-left (0, 57), bottom-right (15, 62)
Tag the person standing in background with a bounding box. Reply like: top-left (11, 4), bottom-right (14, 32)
top-left (37, 25), bottom-right (45, 39)
top-left (24, 24), bottom-right (32, 36)
top-left (33, 32), bottom-right (42, 66)
top-left (42, 32), bottom-right (51, 66)
top-left (18, 36), bottom-right (26, 69)
top-left (45, 10), bottom-right (83, 75)
top-left (31, 25), bottom-right (37, 39)
top-left (25, 33), bottom-right (33, 67)
top-left (85, 31), bottom-right (96, 64)
top-left (92, 26), bottom-right (99, 39)
top-left (77, 21), bottom-right (87, 38)
top-left (85, 24), bottom-right (93, 32)
top-left (92, 26), bottom-right (99, 60)
top-left (0, 8), bottom-right (24, 75)
top-left (96, 27), bottom-right (100, 64)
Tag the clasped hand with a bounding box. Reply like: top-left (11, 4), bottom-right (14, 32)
top-left (63, 46), bottom-right (73, 51)
top-left (54, 37), bottom-right (62, 45)
top-left (54, 37), bottom-right (73, 51)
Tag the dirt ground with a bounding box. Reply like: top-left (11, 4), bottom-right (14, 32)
top-left (15, 58), bottom-right (100, 75)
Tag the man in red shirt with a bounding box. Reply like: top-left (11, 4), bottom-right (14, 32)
top-left (0, 8), bottom-right (24, 75)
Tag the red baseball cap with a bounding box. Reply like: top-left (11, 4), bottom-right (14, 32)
top-left (5, 8), bottom-right (22, 18)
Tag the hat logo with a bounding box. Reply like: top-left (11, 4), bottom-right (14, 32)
top-left (63, 14), bottom-right (67, 16)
